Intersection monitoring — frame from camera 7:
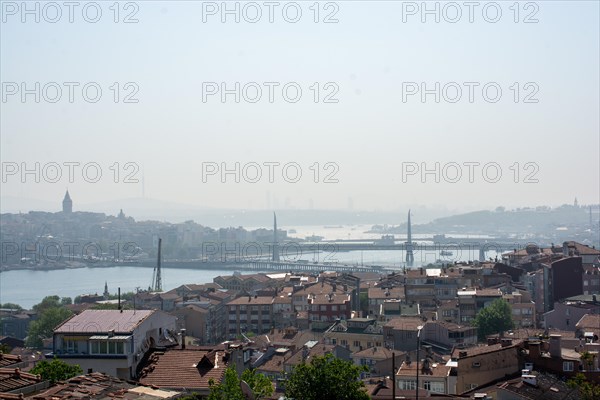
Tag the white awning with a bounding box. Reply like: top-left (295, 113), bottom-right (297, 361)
top-left (89, 335), bottom-right (110, 340)
top-left (89, 335), bottom-right (131, 341)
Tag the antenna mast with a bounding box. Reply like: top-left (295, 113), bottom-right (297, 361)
top-left (152, 238), bottom-right (163, 292)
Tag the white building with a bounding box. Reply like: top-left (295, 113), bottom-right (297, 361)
top-left (52, 309), bottom-right (177, 379)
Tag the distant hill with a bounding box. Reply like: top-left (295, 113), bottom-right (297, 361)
top-left (381, 205), bottom-right (598, 235)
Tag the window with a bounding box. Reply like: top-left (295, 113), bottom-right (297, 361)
top-left (332, 305), bottom-right (338, 311)
top-left (398, 380), bottom-right (416, 390)
top-left (353, 341), bottom-right (360, 347)
top-left (430, 381), bottom-right (445, 393)
top-left (563, 361), bottom-right (574, 371)
top-left (65, 339), bottom-right (76, 353)
top-left (91, 340), bottom-right (124, 355)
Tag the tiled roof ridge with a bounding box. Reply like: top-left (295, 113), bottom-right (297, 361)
top-left (0, 367), bottom-right (41, 381)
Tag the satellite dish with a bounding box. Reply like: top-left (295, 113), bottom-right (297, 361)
top-left (240, 380), bottom-right (255, 400)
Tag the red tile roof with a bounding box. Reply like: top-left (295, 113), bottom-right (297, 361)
top-left (28, 372), bottom-right (179, 400)
top-left (55, 310), bottom-right (154, 334)
top-left (0, 355), bottom-right (22, 368)
top-left (351, 346), bottom-right (393, 360)
top-left (576, 314), bottom-right (600, 331)
top-left (138, 349), bottom-right (227, 390)
top-left (0, 368), bottom-right (41, 393)
top-left (227, 296), bottom-right (274, 306)
top-left (451, 341), bottom-right (521, 359)
top-left (396, 360), bottom-right (451, 377)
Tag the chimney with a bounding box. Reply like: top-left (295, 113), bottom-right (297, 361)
top-left (549, 334), bottom-right (562, 358)
top-left (420, 267), bottom-right (424, 275)
top-left (118, 287), bottom-right (121, 311)
top-left (563, 242), bottom-right (569, 257)
top-left (528, 341), bottom-right (541, 359)
top-left (180, 329), bottom-right (186, 349)
top-left (422, 345), bottom-right (432, 355)
top-left (521, 369), bottom-right (537, 386)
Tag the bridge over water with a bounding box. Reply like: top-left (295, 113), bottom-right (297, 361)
top-left (283, 239), bottom-right (541, 261)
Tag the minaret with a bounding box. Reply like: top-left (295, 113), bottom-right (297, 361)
top-left (103, 281), bottom-right (109, 300)
top-left (62, 190), bottom-right (73, 213)
top-left (272, 212), bottom-right (280, 262)
top-left (405, 210), bottom-right (414, 267)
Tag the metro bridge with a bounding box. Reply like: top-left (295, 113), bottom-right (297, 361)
top-left (282, 239), bottom-right (539, 261)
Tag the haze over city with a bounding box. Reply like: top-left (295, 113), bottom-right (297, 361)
top-left (2, 1), bottom-right (598, 215)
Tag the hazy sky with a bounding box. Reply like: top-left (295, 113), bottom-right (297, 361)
top-left (1, 1), bottom-right (599, 213)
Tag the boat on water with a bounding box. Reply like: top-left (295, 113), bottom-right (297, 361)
top-left (305, 235), bottom-right (324, 242)
top-left (375, 235), bottom-right (395, 245)
top-left (440, 250), bottom-right (453, 256)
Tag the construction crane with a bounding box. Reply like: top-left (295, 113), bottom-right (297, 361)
top-left (151, 238), bottom-right (163, 292)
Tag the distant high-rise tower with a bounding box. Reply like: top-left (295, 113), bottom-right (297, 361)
top-left (405, 210), bottom-right (414, 267)
top-left (272, 212), bottom-right (280, 262)
top-left (103, 281), bottom-right (109, 300)
top-left (62, 190), bottom-right (72, 213)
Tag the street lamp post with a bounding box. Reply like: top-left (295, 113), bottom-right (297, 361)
top-left (416, 325), bottom-right (423, 400)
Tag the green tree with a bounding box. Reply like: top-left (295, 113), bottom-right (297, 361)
top-left (33, 296), bottom-right (62, 313)
top-left (176, 393), bottom-right (202, 400)
top-left (61, 297), bottom-right (73, 306)
top-left (473, 298), bottom-right (514, 340)
top-left (207, 367), bottom-right (243, 400)
top-left (580, 351), bottom-right (596, 372)
top-left (240, 368), bottom-right (273, 400)
top-left (207, 367), bottom-right (273, 400)
top-left (567, 373), bottom-right (600, 400)
top-left (30, 358), bottom-right (82, 383)
top-left (359, 292), bottom-right (369, 314)
top-left (285, 353), bottom-right (369, 400)
top-left (26, 296), bottom-right (73, 348)
top-left (0, 302), bottom-right (23, 311)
